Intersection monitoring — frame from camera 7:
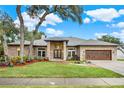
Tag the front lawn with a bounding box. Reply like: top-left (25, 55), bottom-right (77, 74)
top-left (0, 62), bottom-right (123, 78)
top-left (117, 59), bottom-right (124, 61)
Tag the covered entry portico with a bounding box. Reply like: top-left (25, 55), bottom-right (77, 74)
top-left (45, 38), bottom-right (68, 61)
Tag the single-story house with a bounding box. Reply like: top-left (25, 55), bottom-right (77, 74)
top-left (8, 36), bottom-right (118, 61)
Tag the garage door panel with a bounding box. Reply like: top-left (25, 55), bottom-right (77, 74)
top-left (85, 50), bottom-right (111, 60)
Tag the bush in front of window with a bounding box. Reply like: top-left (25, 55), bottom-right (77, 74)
top-left (23, 56), bottom-right (28, 62)
top-left (67, 55), bottom-right (80, 61)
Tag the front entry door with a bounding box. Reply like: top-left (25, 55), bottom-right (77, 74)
top-left (54, 49), bottom-right (62, 58)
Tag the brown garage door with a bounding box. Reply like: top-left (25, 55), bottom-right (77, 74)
top-left (85, 50), bottom-right (112, 60)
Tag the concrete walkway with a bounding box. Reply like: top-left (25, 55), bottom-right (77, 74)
top-left (0, 78), bottom-right (124, 86)
top-left (91, 61), bottom-right (124, 75)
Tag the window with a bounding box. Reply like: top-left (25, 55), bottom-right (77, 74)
top-left (72, 51), bottom-right (76, 56)
top-left (54, 49), bottom-right (62, 58)
top-left (38, 51), bottom-right (41, 56)
top-left (68, 49), bottom-right (76, 58)
top-left (37, 48), bottom-right (46, 57)
top-left (68, 51), bottom-right (71, 57)
top-left (17, 48), bottom-right (20, 56)
top-left (42, 51), bottom-right (46, 57)
top-left (17, 50), bottom-right (20, 56)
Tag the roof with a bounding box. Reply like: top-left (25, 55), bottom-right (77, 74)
top-left (45, 37), bottom-right (69, 41)
top-left (66, 37), bottom-right (117, 46)
top-left (34, 39), bottom-right (47, 46)
top-left (8, 40), bottom-right (30, 45)
top-left (8, 37), bottom-right (118, 46)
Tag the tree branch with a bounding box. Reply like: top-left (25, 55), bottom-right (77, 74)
top-left (34, 12), bottom-right (49, 32)
top-left (34, 5), bottom-right (58, 32)
top-left (16, 5), bottom-right (24, 27)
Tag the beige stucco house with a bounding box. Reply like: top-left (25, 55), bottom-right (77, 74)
top-left (8, 36), bottom-right (118, 61)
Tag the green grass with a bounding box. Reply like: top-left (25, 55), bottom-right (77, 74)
top-left (117, 59), bottom-right (124, 61)
top-left (0, 85), bottom-right (124, 88)
top-left (0, 62), bottom-right (123, 78)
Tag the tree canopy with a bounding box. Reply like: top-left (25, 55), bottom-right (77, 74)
top-left (27, 5), bottom-right (83, 32)
top-left (24, 29), bottom-right (45, 41)
top-left (97, 35), bottom-right (122, 44)
top-left (0, 10), bottom-right (19, 43)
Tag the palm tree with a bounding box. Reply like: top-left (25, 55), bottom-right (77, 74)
top-left (16, 5), bottom-right (25, 63)
top-left (27, 5), bottom-right (83, 59)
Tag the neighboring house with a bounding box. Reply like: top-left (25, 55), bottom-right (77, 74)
top-left (117, 45), bottom-right (124, 59)
top-left (8, 36), bottom-right (118, 61)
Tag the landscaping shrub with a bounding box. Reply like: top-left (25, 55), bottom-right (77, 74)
top-left (36, 56), bottom-right (42, 60)
top-left (34, 56), bottom-right (38, 60)
top-left (16, 56), bottom-right (21, 62)
top-left (67, 55), bottom-right (80, 61)
top-left (11, 57), bottom-right (17, 64)
top-left (33, 56), bottom-right (49, 61)
top-left (23, 56), bottom-right (28, 62)
top-left (0, 56), bottom-right (10, 67)
top-left (0, 56), bottom-right (5, 62)
top-left (11, 56), bottom-right (21, 64)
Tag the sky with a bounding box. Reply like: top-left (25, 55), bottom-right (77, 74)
top-left (0, 5), bottom-right (124, 42)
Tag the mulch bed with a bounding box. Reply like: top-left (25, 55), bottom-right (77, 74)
top-left (0, 60), bottom-right (48, 68)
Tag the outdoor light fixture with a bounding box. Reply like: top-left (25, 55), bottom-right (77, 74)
top-left (17, 48), bottom-right (20, 51)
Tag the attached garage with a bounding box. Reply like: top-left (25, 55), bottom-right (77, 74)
top-left (85, 50), bottom-right (112, 60)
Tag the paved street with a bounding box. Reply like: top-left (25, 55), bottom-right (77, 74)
top-left (92, 61), bottom-right (124, 75)
top-left (0, 78), bottom-right (124, 86)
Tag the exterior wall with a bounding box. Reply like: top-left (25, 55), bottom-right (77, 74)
top-left (79, 46), bottom-right (117, 61)
top-left (47, 42), bottom-right (50, 60)
top-left (8, 44), bottom-right (117, 61)
top-left (8, 45), bottom-right (30, 57)
top-left (77, 46), bottom-right (80, 58)
top-left (63, 41), bottom-right (67, 60)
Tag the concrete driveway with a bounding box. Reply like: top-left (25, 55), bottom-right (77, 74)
top-left (91, 61), bottom-right (124, 76)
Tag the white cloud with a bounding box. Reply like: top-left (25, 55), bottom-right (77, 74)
top-left (95, 32), bottom-right (108, 38)
top-left (83, 17), bottom-right (91, 24)
top-left (14, 12), bottom-right (63, 31)
top-left (116, 22), bottom-right (124, 28)
top-left (106, 24), bottom-right (110, 27)
top-left (86, 8), bottom-right (120, 22)
top-left (108, 22), bottom-right (124, 28)
top-left (106, 24), bottom-right (116, 28)
top-left (46, 28), bottom-right (63, 36)
top-left (92, 18), bottom-right (96, 22)
top-left (42, 13), bottom-right (63, 26)
top-left (119, 9), bottom-right (124, 15)
top-left (111, 24), bottom-right (116, 27)
top-left (14, 12), bottom-right (39, 31)
top-left (111, 30), bottom-right (124, 41)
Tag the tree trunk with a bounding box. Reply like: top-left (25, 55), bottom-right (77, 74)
top-left (16, 5), bottom-right (24, 63)
top-left (2, 30), bottom-right (8, 62)
top-left (28, 31), bottom-right (33, 60)
top-left (20, 27), bottom-right (24, 63)
top-left (28, 12), bottom-right (49, 60)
